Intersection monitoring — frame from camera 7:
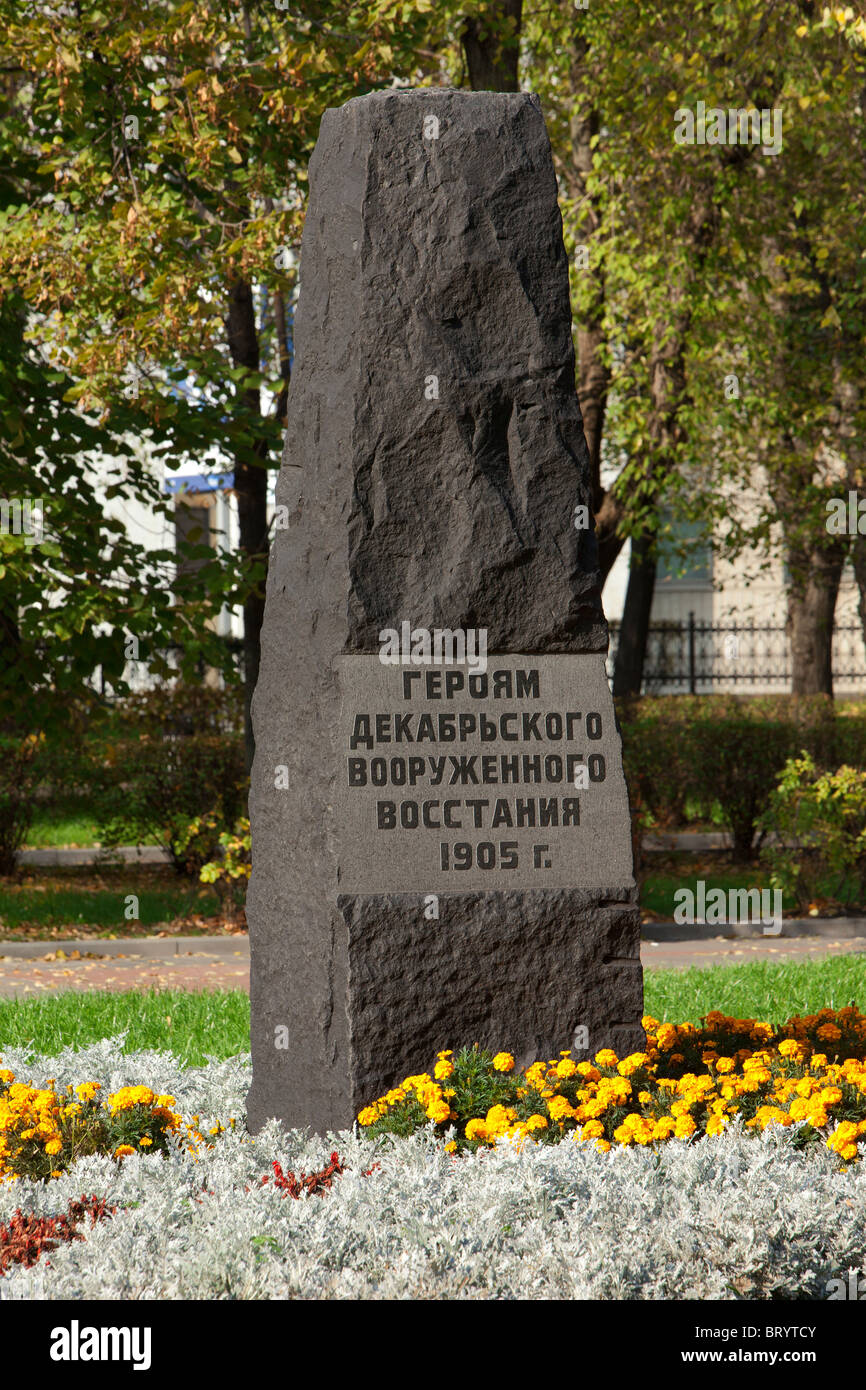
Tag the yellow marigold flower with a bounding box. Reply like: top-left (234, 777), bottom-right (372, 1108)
top-left (714, 1057), bottom-right (735, 1074)
top-left (579, 1119), bottom-right (605, 1140)
top-left (433, 1060), bottom-right (454, 1081)
top-left (777, 1039), bottom-right (800, 1058)
top-left (642, 1015), bottom-right (659, 1030)
top-left (638, 1091), bottom-right (652, 1105)
top-left (139, 1137), bottom-right (153, 1147)
top-left (706, 1115), bottom-right (727, 1137)
top-left (617, 1053), bottom-right (648, 1077)
top-left (600, 1076), bottom-right (632, 1103)
top-left (44, 1138), bottom-right (63, 1156)
top-left (547, 1095), bottom-right (575, 1123)
top-left (594, 1049), bottom-right (619, 1068)
top-left (526, 1114), bottom-right (548, 1132)
top-left (828, 1121), bottom-right (859, 1148)
top-left (653, 1117), bottom-right (681, 1139)
top-left (444, 1141), bottom-right (458, 1154)
top-left (838, 1142), bottom-right (859, 1162)
top-left (810, 1054), bottom-right (829, 1070)
top-left (492, 1052), bottom-right (514, 1073)
top-left (357, 1107), bottom-right (379, 1126)
top-left (75, 1082), bottom-right (101, 1102)
top-left (436, 1050), bottom-right (454, 1059)
top-left (465, 1118), bottom-right (488, 1142)
top-left (114, 1145), bottom-right (136, 1159)
top-left (556, 1058), bottom-right (578, 1079)
top-left (385, 1088), bottom-right (406, 1106)
top-left (576, 1062), bottom-right (601, 1081)
top-left (485, 1104), bottom-right (517, 1133)
top-left (595, 1139), bottom-right (611, 1153)
top-left (819, 1087), bottom-right (843, 1107)
top-left (426, 1100), bottom-right (452, 1125)
top-left (674, 1115), bottom-right (697, 1138)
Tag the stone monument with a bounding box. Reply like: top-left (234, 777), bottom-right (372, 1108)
top-left (246, 88), bottom-right (643, 1136)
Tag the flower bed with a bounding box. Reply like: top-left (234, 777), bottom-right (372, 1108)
top-left (0, 1039), bottom-right (865, 1299)
top-left (0, 1071), bottom-right (214, 1184)
top-left (357, 1007), bottom-right (866, 1164)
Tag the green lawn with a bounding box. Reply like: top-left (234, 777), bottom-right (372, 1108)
top-left (643, 953), bottom-right (865, 1024)
top-left (0, 956), bottom-right (862, 1067)
top-left (640, 865), bottom-right (785, 918)
top-left (0, 988), bottom-right (248, 1067)
top-left (25, 799), bottom-right (104, 849)
top-left (0, 867), bottom-right (220, 936)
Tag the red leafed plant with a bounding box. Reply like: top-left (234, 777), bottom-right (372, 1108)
top-left (0, 1194), bottom-right (115, 1276)
top-left (261, 1150), bottom-right (347, 1199)
top-left (256, 1151), bottom-right (380, 1200)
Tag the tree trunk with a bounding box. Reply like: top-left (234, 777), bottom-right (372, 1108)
top-left (612, 528), bottom-right (657, 697)
top-left (853, 536), bottom-right (866, 653)
top-left (462, 1), bottom-right (522, 91)
top-left (226, 275), bottom-right (269, 772)
top-left (786, 542), bottom-right (847, 695)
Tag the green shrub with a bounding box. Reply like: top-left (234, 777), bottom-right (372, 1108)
top-left (686, 715), bottom-right (798, 859)
top-left (198, 815), bottom-right (251, 923)
top-left (616, 694), bottom-right (859, 858)
top-left (761, 752), bottom-right (866, 912)
top-left (93, 684), bottom-right (246, 871)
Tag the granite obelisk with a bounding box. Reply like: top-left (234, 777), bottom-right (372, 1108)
top-left (246, 89), bottom-right (643, 1136)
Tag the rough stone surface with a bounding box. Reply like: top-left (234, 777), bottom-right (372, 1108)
top-left (246, 89), bottom-right (643, 1137)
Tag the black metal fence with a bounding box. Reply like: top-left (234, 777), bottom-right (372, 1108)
top-left (606, 614), bottom-right (866, 693)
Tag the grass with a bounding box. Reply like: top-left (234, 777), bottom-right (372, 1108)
top-left (643, 953), bottom-right (866, 1025)
top-left (640, 850), bottom-right (865, 917)
top-left (0, 956), bottom-right (862, 1068)
top-left (0, 988), bottom-right (249, 1067)
top-left (640, 863), bottom-right (784, 917)
top-left (25, 799), bottom-right (104, 849)
top-left (0, 867), bottom-right (221, 937)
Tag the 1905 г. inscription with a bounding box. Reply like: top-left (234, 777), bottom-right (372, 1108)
top-left (337, 654), bottom-right (633, 894)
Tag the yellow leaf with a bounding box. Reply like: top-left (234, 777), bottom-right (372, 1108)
top-left (227, 146), bottom-right (243, 164)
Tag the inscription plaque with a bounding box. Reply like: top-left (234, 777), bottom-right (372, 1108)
top-left (338, 654), bottom-right (632, 894)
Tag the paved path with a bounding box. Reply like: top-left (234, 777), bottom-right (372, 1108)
top-left (0, 941), bottom-right (248, 998)
top-left (0, 922), bottom-right (864, 996)
top-left (641, 934), bottom-right (866, 971)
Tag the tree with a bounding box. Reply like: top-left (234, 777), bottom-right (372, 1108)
top-left (527, 0), bottom-right (866, 694)
top-left (0, 0), bottom-right (442, 765)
